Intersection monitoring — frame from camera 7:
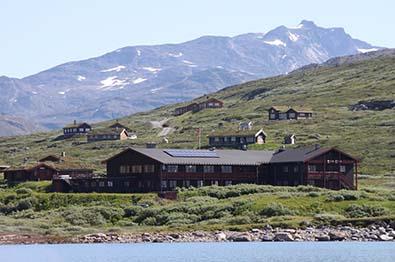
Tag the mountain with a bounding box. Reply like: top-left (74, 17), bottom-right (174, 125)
top-left (1, 49), bottom-right (394, 176)
top-left (0, 20), bottom-right (381, 134)
top-left (0, 114), bottom-right (44, 136)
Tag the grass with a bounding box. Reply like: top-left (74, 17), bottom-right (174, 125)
top-left (0, 182), bottom-right (394, 236)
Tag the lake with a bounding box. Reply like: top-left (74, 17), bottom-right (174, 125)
top-left (0, 242), bottom-right (393, 262)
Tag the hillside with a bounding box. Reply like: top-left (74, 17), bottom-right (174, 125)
top-left (0, 49), bottom-right (394, 176)
top-left (0, 20), bottom-right (380, 133)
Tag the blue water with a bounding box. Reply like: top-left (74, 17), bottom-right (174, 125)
top-left (0, 242), bottom-right (393, 262)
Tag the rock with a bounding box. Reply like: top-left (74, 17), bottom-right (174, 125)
top-left (193, 232), bottom-right (205, 237)
top-left (169, 233), bottom-right (180, 239)
top-left (329, 231), bottom-right (347, 241)
top-left (378, 235), bottom-right (393, 241)
top-left (261, 235), bottom-right (274, 242)
top-left (215, 232), bottom-right (227, 241)
top-left (273, 232), bottom-right (294, 242)
top-left (378, 227), bottom-right (387, 234)
top-left (251, 228), bottom-right (262, 234)
top-left (315, 234), bottom-right (330, 241)
top-left (228, 233), bottom-right (252, 242)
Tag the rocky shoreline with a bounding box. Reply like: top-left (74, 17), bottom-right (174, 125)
top-left (1, 223), bottom-right (395, 245)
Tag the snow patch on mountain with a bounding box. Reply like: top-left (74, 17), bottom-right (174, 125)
top-left (150, 87), bottom-right (163, 93)
top-left (142, 67), bottom-right (161, 73)
top-left (77, 75), bottom-right (86, 81)
top-left (132, 78), bottom-right (147, 84)
top-left (182, 60), bottom-right (195, 64)
top-left (168, 52), bottom-right (183, 57)
top-left (101, 65), bottom-right (126, 73)
top-left (288, 23), bottom-right (304, 29)
top-left (264, 39), bottom-right (286, 47)
top-left (288, 32), bottom-right (299, 42)
top-left (58, 91), bottom-right (65, 95)
top-left (99, 76), bottom-right (127, 89)
top-left (357, 48), bottom-right (379, 53)
top-left (136, 49), bottom-right (141, 56)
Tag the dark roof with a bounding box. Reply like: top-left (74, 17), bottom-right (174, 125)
top-left (88, 128), bottom-right (128, 136)
top-left (269, 106), bottom-right (313, 113)
top-left (104, 147), bottom-right (274, 166)
top-left (64, 122), bottom-right (91, 128)
top-left (208, 128), bottom-right (266, 137)
top-left (270, 146), bottom-right (358, 163)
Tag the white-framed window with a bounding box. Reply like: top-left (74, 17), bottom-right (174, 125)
top-left (161, 180), bottom-right (167, 189)
top-left (169, 180), bottom-right (177, 189)
top-left (308, 165), bottom-right (317, 172)
top-left (144, 165), bottom-right (155, 173)
top-left (204, 165), bottom-right (214, 173)
top-left (214, 137), bottom-right (220, 142)
top-left (340, 165), bottom-right (346, 173)
top-left (197, 180), bottom-right (204, 187)
top-left (221, 166), bottom-right (232, 173)
top-left (231, 136), bottom-right (236, 142)
top-left (131, 165), bottom-right (142, 173)
top-left (283, 166), bottom-right (289, 172)
top-left (167, 165), bottom-right (178, 173)
top-left (225, 180), bottom-right (232, 186)
top-left (186, 165), bottom-right (196, 173)
top-left (224, 136), bottom-right (228, 142)
top-left (270, 113), bottom-right (276, 119)
top-left (183, 180), bottom-right (190, 187)
top-left (289, 113), bottom-right (296, 118)
top-left (120, 165), bottom-right (128, 174)
top-left (279, 113), bottom-right (287, 120)
top-left (99, 181), bottom-right (105, 187)
top-left (211, 180), bottom-right (218, 186)
top-left (107, 181), bottom-right (113, 187)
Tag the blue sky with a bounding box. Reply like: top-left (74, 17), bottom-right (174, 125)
top-left (1, 0), bottom-right (394, 78)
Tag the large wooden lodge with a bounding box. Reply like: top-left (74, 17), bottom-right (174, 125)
top-left (52, 145), bottom-right (359, 193)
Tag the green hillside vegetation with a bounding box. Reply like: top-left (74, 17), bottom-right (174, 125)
top-left (0, 51), bottom-right (394, 177)
top-left (0, 182), bottom-right (394, 236)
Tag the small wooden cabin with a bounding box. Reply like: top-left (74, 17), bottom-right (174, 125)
top-left (63, 120), bottom-right (91, 138)
top-left (284, 134), bottom-right (296, 145)
top-left (208, 129), bottom-right (267, 148)
top-left (268, 106), bottom-right (313, 120)
top-left (87, 128), bottom-right (129, 142)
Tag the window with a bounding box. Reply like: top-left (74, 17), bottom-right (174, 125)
top-left (161, 180), bottom-right (167, 189)
top-left (231, 136), bottom-right (236, 142)
top-left (294, 166), bottom-right (299, 173)
top-left (289, 113), bottom-right (296, 118)
top-left (214, 137), bottom-right (220, 142)
top-left (144, 165), bottom-right (155, 173)
top-left (99, 181), bottom-right (105, 187)
top-left (204, 166), bottom-right (214, 173)
top-left (183, 180), bottom-right (190, 187)
top-left (186, 165), bottom-right (196, 173)
top-left (91, 181), bottom-right (96, 187)
top-left (224, 136), bottom-right (228, 142)
top-left (279, 113), bottom-right (287, 120)
top-left (270, 113), bottom-right (276, 119)
top-left (169, 180), bottom-right (177, 189)
top-left (283, 166), bottom-right (289, 172)
top-left (124, 181), bottom-right (130, 187)
top-left (167, 165), bottom-right (178, 173)
top-left (131, 165), bottom-right (142, 173)
top-left (225, 180), bottom-right (232, 186)
top-left (107, 181), bottom-right (113, 187)
top-left (340, 165), bottom-right (346, 173)
top-left (197, 180), bottom-right (204, 187)
top-left (221, 166), bottom-right (232, 173)
top-left (79, 128), bottom-right (84, 132)
top-left (308, 165), bottom-right (317, 172)
top-left (211, 180), bottom-right (218, 186)
top-left (120, 165), bottom-right (128, 174)
top-left (246, 136), bottom-right (254, 143)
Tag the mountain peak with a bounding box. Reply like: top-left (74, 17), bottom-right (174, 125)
top-left (299, 20), bottom-right (317, 28)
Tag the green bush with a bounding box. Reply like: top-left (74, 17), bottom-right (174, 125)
top-left (327, 194), bottom-right (345, 202)
top-left (61, 206), bottom-right (124, 226)
top-left (15, 188), bottom-right (33, 196)
top-left (344, 204), bottom-right (389, 218)
top-left (259, 203), bottom-right (295, 217)
top-left (308, 192), bottom-right (320, 198)
top-left (16, 197), bottom-right (36, 211)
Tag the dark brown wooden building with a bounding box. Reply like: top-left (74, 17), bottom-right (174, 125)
top-left (268, 106), bottom-right (313, 120)
top-left (4, 153), bottom-right (94, 184)
top-left (174, 98), bottom-right (223, 116)
top-left (53, 145), bottom-right (359, 193)
top-left (87, 128), bottom-right (130, 142)
top-left (63, 121), bottom-right (92, 138)
top-left (208, 129), bottom-right (267, 148)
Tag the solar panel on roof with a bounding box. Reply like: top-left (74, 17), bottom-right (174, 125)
top-left (164, 149), bottom-right (219, 158)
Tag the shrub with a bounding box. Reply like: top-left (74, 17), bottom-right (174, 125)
top-left (308, 192), bottom-right (320, 198)
top-left (226, 215), bottom-right (252, 225)
top-left (326, 194), bottom-right (345, 202)
top-left (16, 197), bottom-right (37, 211)
top-left (344, 204), bottom-right (389, 218)
top-left (124, 206), bottom-right (144, 217)
top-left (15, 188), bottom-right (33, 196)
top-left (313, 213), bottom-right (344, 224)
top-left (259, 203), bottom-right (295, 217)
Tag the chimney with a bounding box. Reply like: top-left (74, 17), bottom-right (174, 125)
top-left (146, 142), bottom-right (157, 149)
top-left (73, 120), bottom-right (77, 125)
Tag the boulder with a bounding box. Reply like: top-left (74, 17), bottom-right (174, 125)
top-left (378, 234), bottom-right (393, 241)
top-left (315, 234), bottom-right (330, 241)
top-left (261, 235), bottom-right (274, 242)
top-left (215, 232), bottom-right (227, 241)
top-left (228, 233), bottom-right (252, 242)
top-left (329, 231), bottom-right (347, 241)
top-left (273, 232), bottom-right (294, 242)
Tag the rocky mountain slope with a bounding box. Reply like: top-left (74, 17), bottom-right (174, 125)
top-left (0, 20), bottom-right (381, 134)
